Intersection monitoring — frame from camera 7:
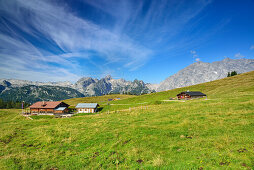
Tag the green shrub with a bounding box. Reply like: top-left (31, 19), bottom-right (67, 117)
top-left (154, 100), bottom-right (162, 105)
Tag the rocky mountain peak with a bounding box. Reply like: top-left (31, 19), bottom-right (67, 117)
top-left (104, 75), bottom-right (112, 80)
top-left (157, 58), bottom-right (254, 92)
top-left (77, 77), bottom-right (94, 82)
top-left (222, 57), bottom-right (231, 61)
top-left (1, 80), bottom-right (12, 87)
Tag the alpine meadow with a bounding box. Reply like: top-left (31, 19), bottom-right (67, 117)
top-left (1, 0), bottom-right (254, 169)
top-left (0, 71), bottom-right (253, 169)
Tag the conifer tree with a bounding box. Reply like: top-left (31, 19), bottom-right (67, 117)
top-left (227, 72), bottom-right (231, 77)
top-left (231, 71), bottom-right (237, 76)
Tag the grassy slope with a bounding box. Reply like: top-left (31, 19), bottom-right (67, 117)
top-left (63, 94), bottom-right (136, 107)
top-left (64, 71), bottom-right (254, 112)
top-left (108, 71), bottom-right (254, 109)
top-left (0, 71), bottom-right (254, 169)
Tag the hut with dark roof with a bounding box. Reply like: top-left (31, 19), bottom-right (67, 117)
top-left (177, 91), bottom-right (206, 100)
top-left (29, 101), bottom-right (69, 115)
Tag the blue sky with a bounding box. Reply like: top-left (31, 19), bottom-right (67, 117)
top-left (0, 0), bottom-right (254, 83)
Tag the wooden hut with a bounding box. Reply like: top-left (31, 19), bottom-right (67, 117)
top-left (29, 101), bottom-right (69, 115)
top-left (177, 91), bottom-right (206, 100)
top-left (75, 103), bottom-right (99, 113)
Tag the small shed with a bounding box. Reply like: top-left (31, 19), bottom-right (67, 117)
top-left (54, 107), bottom-right (69, 114)
top-left (177, 91), bottom-right (206, 100)
top-left (75, 103), bottom-right (99, 113)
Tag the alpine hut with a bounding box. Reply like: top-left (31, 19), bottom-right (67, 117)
top-left (29, 101), bottom-right (69, 115)
top-left (75, 103), bottom-right (99, 113)
top-left (177, 91), bottom-right (206, 100)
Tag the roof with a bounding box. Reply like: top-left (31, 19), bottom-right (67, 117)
top-left (54, 107), bottom-right (67, 111)
top-left (30, 101), bottom-right (62, 109)
top-left (177, 91), bottom-right (206, 96)
top-left (75, 103), bottom-right (98, 109)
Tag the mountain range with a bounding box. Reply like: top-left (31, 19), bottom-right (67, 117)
top-left (0, 76), bottom-right (152, 103)
top-left (0, 58), bottom-right (253, 103)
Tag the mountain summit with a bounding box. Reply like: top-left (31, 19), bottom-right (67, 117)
top-left (157, 58), bottom-right (254, 91)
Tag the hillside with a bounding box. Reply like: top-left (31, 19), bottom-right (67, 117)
top-left (0, 85), bottom-right (85, 103)
top-left (0, 71), bottom-right (253, 169)
top-left (63, 94), bottom-right (136, 107)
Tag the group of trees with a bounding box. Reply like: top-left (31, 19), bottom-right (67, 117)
top-left (227, 71), bottom-right (238, 77)
top-left (0, 99), bottom-right (30, 109)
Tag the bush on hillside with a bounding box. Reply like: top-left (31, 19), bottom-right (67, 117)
top-left (153, 101), bottom-right (162, 105)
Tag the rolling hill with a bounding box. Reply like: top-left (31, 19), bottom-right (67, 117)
top-left (0, 71), bottom-right (253, 169)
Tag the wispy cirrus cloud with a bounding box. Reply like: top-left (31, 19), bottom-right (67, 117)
top-left (234, 53), bottom-right (245, 59)
top-left (0, 0), bottom-right (153, 81)
top-left (0, 0), bottom-right (213, 82)
top-left (250, 45), bottom-right (254, 50)
top-left (190, 50), bottom-right (201, 62)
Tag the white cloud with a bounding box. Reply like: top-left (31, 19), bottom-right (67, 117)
top-left (0, 0), bottom-right (213, 82)
top-left (234, 53), bottom-right (245, 59)
top-left (0, 0), bottom-right (152, 81)
top-left (190, 50), bottom-right (196, 54)
top-left (190, 50), bottom-right (201, 62)
top-left (250, 45), bottom-right (254, 50)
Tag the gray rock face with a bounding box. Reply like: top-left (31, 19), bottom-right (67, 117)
top-left (157, 58), bottom-right (254, 91)
top-left (74, 77), bottom-right (98, 94)
top-left (74, 75), bottom-right (152, 96)
top-left (0, 80), bottom-right (12, 87)
top-left (0, 79), bottom-right (74, 88)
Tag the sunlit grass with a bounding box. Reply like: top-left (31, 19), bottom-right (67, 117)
top-left (0, 71), bottom-right (254, 169)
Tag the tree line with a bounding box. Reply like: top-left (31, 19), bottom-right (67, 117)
top-left (227, 71), bottom-right (238, 77)
top-left (0, 99), bottom-right (30, 109)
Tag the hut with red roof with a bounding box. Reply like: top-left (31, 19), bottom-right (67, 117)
top-left (29, 101), bottom-right (69, 115)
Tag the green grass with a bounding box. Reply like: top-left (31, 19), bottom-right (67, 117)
top-left (29, 115), bottom-right (54, 120)
top-left (63, 94), bottom-right (136, 107)
top-left (0, 71), bottom-right (254, 169)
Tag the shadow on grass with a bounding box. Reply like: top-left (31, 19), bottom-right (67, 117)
top-left (30, 115), bottom-right (54, 119)
top-left (97, 107), bottom-right (103, 112)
